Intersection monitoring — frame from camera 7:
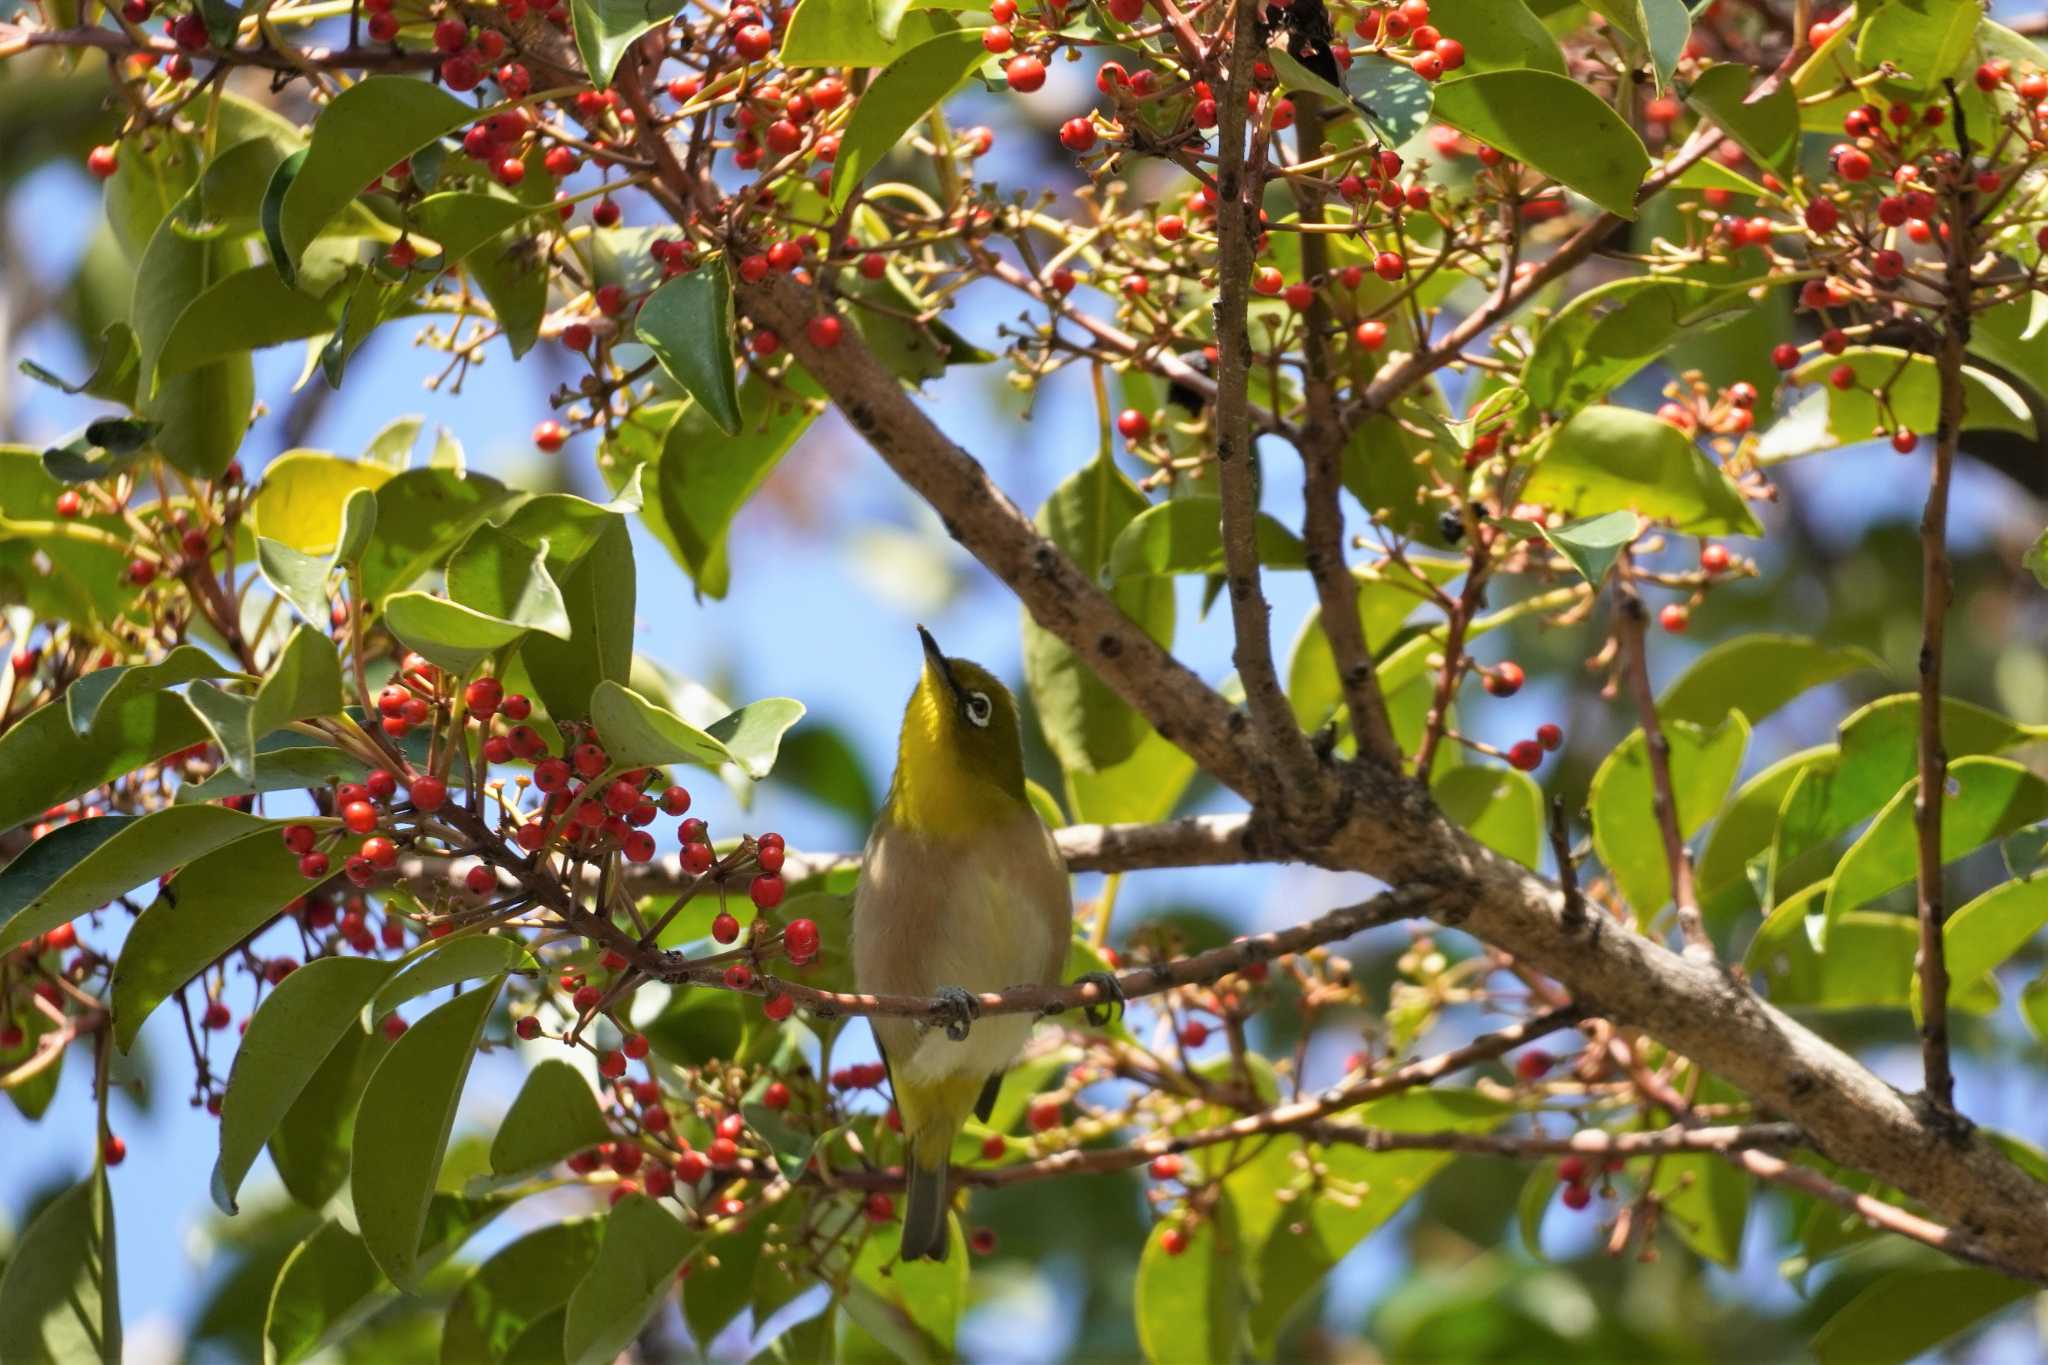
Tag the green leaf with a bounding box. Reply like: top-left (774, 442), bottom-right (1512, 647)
top-left (1696, 744), bottom-right (1834, 916)
top-left (382, 593), bottom-right (532, 677)
top-left (1285, 553), bottom-right (1463, 731)
top-left (333, 488), bottom-right (380, 567)
top-left (1826, 757), bottom-right (2048, 923)
top-left (522, 517), bottom-right (635, 723)
top-left (275, 77), bottom-right (473, 274)
top-left (1854, 0), bottom-right (1981, 94)
top-left (1659, 635), bottom-right (1879, 728)
top-left (1346, 51), bottom-right (1436, 144)
top-left (1424, 0), bottom-right (1565, 75)
top-left (1684, 62), bottom-right (1797, 176)
top-left (175, 740), bottom-right (365, 805)
top-left (0, 817), bottom-right (138, 932)
top-left (212, 956), bottom-right (394, 1215)
top-left (63, 644), bottom-right (225, 736)
top-left (442, 1219), bottom-right (606, 1365)
top-left (352, 978), bottom-right (505, 1289)
top-left (358, 467), bottom-right (515, 605)
top-left (1539, 510), bottom-right (1637, 586)
top-left (1246, 1090), bottom-right (1509, 1351)
top-left (2006, 826), bottom-right (2048, 881)
top-left (261, 147), bottom-right (307, 287)
top-left (1432, 764), bottom-right (1544, 868)
top-left (563, 1195), bottom-right (700, 1365)
top-left (184, 681), bottom-right (262, 784)
top-left (647, 378), bottom-right (819, 599)
top-left (446, 525), bottom-right (574, 640)
top-left (1431, 70), bottom-right (1650, 217)
top-left (636, 265), bottom-right (742, 436)
top-left (368, 933), bottom-right (535, 1026)
top-left (830, 32), bottom-right (991, 210)
top-left (111, 825), bottom-right (315, 1051)
top-left (1521, 276), bottom-right (1758, 417)
top-left (1760, 350), bottom-right (2036, 462)
top-left (252, 625), bottom-right (344, 741)
top-left (2023, 527), bottom-right (2048, 588)
top-left (779, 0), bottom-right (959, 67)
top-left (589, 680), bottom-right (805, 778)
top-left (0, 805), bottom-right (273, 950)
top-left (0, 1172), bottom-right (120, 1365)
top-left (488, 1059), bottom-right (611, 1178)
top-left (253, 451), bottom-right (397, 555)
top-left (266, 1197), bottom-right (510, 1365)
top-left (1769, 697), bottom-right (2030, 904)
top-left (143, 352), bottom-right (252, 481)
top-left (1522, 405), bottom-right (1761, 535)
top-left (1590, 712), bottom-right (1750, 917)
top-left (156, 267), bottom-right (341, 379)
top-left (1811, 1267), bottom-right (2032, 1365)
top-left (1916, 877), bottom-right (2048, 1022)
top-left (1641, 0), bottom-right (1690, 89)
top-left (411, 191), bottom-right (542, 269)
top-left (258, 537), bottom-right (335, 626)
top-left (1107, 495), bottom-right (1306, 578)
top-left (570, 0), bottom-right (675, 87)
top-left (1650, 1153), bottom-right (1748, 1266)
top-left (846, 1218), bottom-right (967, 1357)
top-left (1136, 1200), bottom-right (1241, 1365)
top-left (271, 1021), bottom-right (392, 1210)
top-left (2, 994), bottom-right (64, 1120)
top-left (461, 217), bottom-right (551, 359)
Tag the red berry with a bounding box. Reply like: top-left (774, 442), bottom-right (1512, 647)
top-left (1005, 55), bottom-right (1046, 91)
top-left (1557, 1155), bottom-right (1589, 1184)
top-left (864, 1192), bottom-right (895, 1222)
top-left (1282, 282), bottom-right (1314, 312)
top-left (1483, 661), bottom-right (1524, 698)
top-left (599, 1050), bottom-right (628, 1078)
top-left (1561, 1182), bottom-right (1592, 1210)
top-left (1891, 429), bottom-right (1920, 454)
top-left (282, 823), bottom-right (317, 854)
top-left (724, 963), bottom-right (754, 990)
top-left (684, 842), bottom-right (715, 874)
top-left (103, 1135), bottom-right (127, 1166)
top-left (409, 775), bottom-right (448, 812)
top-left (1253, 266), bottom-right (1284, 296)
top-left (970, 1227), bottom-right (998, 1255)
top-left (1354, 320), bottom-right (1388, 350)
top-left (708, 1136), bottom-right (740, 1168)
top-left (1028, 1099), bottom-right (1061, 1132)
top-left (659, 785), bottom-right (691, 815)
top-left (762, 1081), bottom-right (791, 1109)
top-left (342, 800), bottom-right (378, 835)
top-left (1514, 1049), bottom-right (1553, 1082)
top-left (1833, 146), bottom-right (1871, 181)
top-left (1160, 1227), bottom-right (1189, 1256)
top-left (298, 851), bottom-right (330, 879)
top-left (1771, 342), bottom-right (1800, 370)
top-left (381, 1013), bottom-right (407, 1039)
top-left (1507, 740), bottom-right (1543, 772)
top-left (623, 1032), bottom-right (650, 1060)
top-left (515, 1016), bottom-right (542, 1040)
top-left (1374, 251), bottom-right (1405, 281)
top-left (1659, 603), bottom-right (1690, 633)
top-left (783, 918), bottom-right (820, 963)
top-left (981, 1134), bottom-right (1007, 1160)
top-left (763, 991), bottom-right (793, 1021)
top-left (1178, 1019), bottom-right (1208, 1048)
top-left (750, 874), bottom-right (785, 910)
top-left (1536, 723), bottom-right (1564, 752)
top-left (1149, 1154), bottom-right (1183, 1180)
top-left (1059, 117), bottom-right (1097, 153)
top-left (465, 865), bottom-right (496, 895)
top-left (86, 144), bottom-right (120, 179)
top-left (733, 23), bottom-right (774, 59)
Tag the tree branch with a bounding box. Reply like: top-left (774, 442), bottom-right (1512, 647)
top-left (1207, 0), bottom-right (1320, 803)
top-left (1291, 94), bottom-right (1400, 767)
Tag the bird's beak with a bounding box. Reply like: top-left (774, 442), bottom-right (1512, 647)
top-left (917, 625), bottom-right (962, 700)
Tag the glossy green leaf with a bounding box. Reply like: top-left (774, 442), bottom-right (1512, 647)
top-left (1826, 757), bottom-right (2048, 923)
top-left (1650, 1153), bottom-right (1748, 1267)
top-left (271, 1021), bottom-right (392, 1210)
top-left (142, 351), bottom-right (253, 481)
top-left (1521, 276), bottom-right (1757, 417)
top-left (522, 517), bottom-right (635, 723)
top-left (1640, 0), bottom-right (1690, 88)
top-left (0, 817), bottom-right (138, 931)
top-left (0, 1171), bottom-right (120, 1365)
top-left (175, 740), bottom-right (365, 805)
top-left (570, 0), bottom-right (676, 87)
top-left (1760, 350), bottom-right (2035, 463)
top-left (461, 216), bottom-right (550, 359)
top-left (830, 32), bottom-right (991, 210)
top-left (213, 956), bottom-right (394, 1215)
top-left (779, 0), bottom-right (959, 67)
top-left (442, 1219), bottom-right (605, 1365)
top-left (358, 466), bottom-right (515, 605)
top-left (2006, 826), bottom-right (2048, 881)
top-left (1107, 495), bottom-right (1306, 578)
top-left (184, 682), bottom-right (262, 784)
top-left (1425, 0), bottom-right (1565, 75)
top-left (332, 487), bottom-right (380, 567)
top-left (1684, 61), bottom-right (1797, 176)
top-left (636, 265), bottom-right (742, 436)
top-left (1432, 764), bottom-right (1545, 868)
top-left (64, 646), bottom-right (225, 736)
top-left (1538, 510), bottom-right (1638, 586)
top-left (382, 593), bottom-right (531, 677)
top-left (1916, 877), bottom-right (2048, 1022)
top-left (642, 377), bottom-right (819, 599)
top-left (563, 1195), bottom-right (700, 1365)
top-left (445, 525), bottom-right (573, 640)
top-left (1285, 553), bottom-right (1463, 730)
top-left (112, 825), bottom-right (314, 1051)
top-left (1659, 636), bottom-right (1879, 729)
top-left (253, 451), bottom-right (397, 555)
top-left (1696, 744), bottom-right (1833, 916)
top-left (1855, 0), bottom-right (1980, 94)
top-left (275, 77), bottom-right (473, 273)
top-left (1431, 70), bottom-right (1650, 217)
top-left (1811, 1267), bottom-right (2032, 1365)
top-left (258, 537), bottom-right (335, 626)
top-left (1522, 406), bottom-right (1761, 535)
top-left (369, 933), bottom-right (535, 1026)
top-left (1590, 712), bottom-right (1750, 917)
top-left (682, 1211), bottom-right (769, 1350)
top-left (589, 680), bottom-right (805, 778)
top-left (156, 267), bottom-right (341, 379)
top-left (251, 625), bottom-right (344, 741)
top-left (0, 805), bottom-right (272, 950)
top-left (1136, 1200), bottom-right (1241, 1365)
top-left (488, 1059), bottom-right (611, 1177)
top-left (352, 979), bottom-right (505, 1289)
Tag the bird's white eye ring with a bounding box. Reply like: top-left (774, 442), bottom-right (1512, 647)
top-left (964, 691), bottom-right (992, 727)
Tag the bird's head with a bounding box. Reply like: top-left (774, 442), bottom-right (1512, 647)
top-left (892, 626), bottom-right (1027, 816)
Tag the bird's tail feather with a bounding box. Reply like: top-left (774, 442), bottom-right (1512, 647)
top-left (901, 1156), bottom-right (951, 1261)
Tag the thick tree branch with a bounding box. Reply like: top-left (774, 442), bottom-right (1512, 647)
top-left (1291, 95), bottom-right (1400, 766)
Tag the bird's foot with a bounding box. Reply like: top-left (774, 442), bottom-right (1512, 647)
top-left (931, 985), bottom-right (981, 1042)
top-left (1074, 970), bottom-right (1126, 1027)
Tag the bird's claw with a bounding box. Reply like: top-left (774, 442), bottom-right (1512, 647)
top-left (932, 985), bottom-right (981, 1042)
top-left (1075, 970), bottom-right (1126, 1027)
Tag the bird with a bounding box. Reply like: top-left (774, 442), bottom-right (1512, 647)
top-left (852, 626), bottom-right (1078, 1261)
